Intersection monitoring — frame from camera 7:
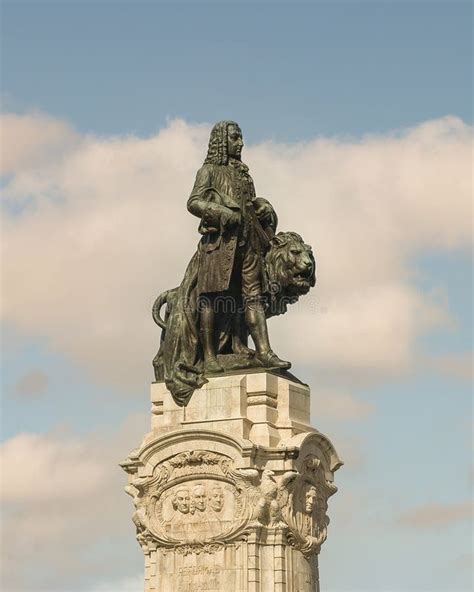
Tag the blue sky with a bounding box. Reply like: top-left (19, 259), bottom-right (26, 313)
top-left (2, 0), bottom-right (472, 139)
top-left (1, 1), bottom-right (472, 592)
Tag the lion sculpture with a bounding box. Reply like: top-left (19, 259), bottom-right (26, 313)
top-left (263, 231), bottom-right (316, 317)
top-left (152, 232), bottom-right (316, 406)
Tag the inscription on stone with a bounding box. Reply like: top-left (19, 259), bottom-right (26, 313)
top-left (177, 566), bottom-right (221, 592)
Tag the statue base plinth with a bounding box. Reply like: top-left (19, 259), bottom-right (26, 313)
top-left (150, 370), bottom-right (314, 446)
top-left (122, 371), bottom-right (342, 592)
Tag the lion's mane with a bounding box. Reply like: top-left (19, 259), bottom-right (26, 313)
top-left (264, 231), bottom-right (316, 317)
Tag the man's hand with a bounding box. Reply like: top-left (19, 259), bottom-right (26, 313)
top-left (221, 208), bottom-right (240, 229)
top-left (254, 200), bottom-right (273, 220)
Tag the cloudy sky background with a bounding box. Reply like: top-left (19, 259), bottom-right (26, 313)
top-left (1, 1), bottom-right (472, 591)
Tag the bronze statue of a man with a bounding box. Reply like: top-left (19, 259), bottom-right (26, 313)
top-left (187, 120), bottom-right (290, 373)
top-left (152, 121), bottom-right (316, 406)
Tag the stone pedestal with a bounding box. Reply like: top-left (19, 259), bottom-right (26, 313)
top-left (121, 371), bottom-right (342, 592)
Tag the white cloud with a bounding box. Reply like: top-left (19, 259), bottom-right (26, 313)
top-left (313, 390), bottom-right (374, 420)
top-left (271, 283), bottom-right (453, 378)
top-left (0, 414), bottom-right (147, 591)
top-left (1, 113), bottom-right (472, 393)
top-left (397, 501), bottom-right (473, 529)
top-left (1, 431), bottom-right (109, 502)
top-left (0, 112), bottom-right (79, 176)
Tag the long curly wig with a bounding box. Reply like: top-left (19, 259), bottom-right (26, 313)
top-left (204, 120), bottom-right (241, 165)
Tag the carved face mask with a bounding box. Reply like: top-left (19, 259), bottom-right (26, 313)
top-left (209, 487), bottom-right (224, 512)
top-left (192, 486), bottom-right (207, 512)
top-left (305, 487), bottom-right (317, 515)
top-left (175, 489), bottom-right (190, 514)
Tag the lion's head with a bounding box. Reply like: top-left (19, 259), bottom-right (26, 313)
top-left (264, 231), bottom-right (316, 317)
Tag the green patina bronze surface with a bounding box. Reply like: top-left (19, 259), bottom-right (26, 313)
top-left (153, 121), bottom-right (316, 406)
